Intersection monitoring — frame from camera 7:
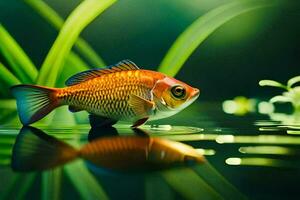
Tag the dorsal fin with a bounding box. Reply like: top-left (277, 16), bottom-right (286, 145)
top-left (65, 60), bottom-right (139, 86)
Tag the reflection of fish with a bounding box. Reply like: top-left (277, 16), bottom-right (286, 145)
top-left (10, 60), bottom-right (200, 127)
top-left (12, 127), bottom-right (205, 172)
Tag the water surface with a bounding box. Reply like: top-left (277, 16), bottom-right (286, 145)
top-left (0, 102), bottom-right (299, 200)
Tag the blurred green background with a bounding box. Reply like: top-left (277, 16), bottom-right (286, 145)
top-left (0, 0), bottom-right (299, 100)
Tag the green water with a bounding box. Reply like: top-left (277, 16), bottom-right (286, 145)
top-left (0, 102), bottom-right (300, 200)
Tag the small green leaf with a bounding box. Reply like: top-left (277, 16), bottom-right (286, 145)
top-left (24, 0), bottom-right (106, 67)
top-left (287, 75), bottom-right (300, 89)
top-left (0, 25), bottom-right (38, 83)
top-left (37, 0), bottom-right (116, 87)
top-left (270, 95), bottom-right (291, 103)
top-left (259, 80), bottom-right (287, 90)
top-left (158, 0), bottom-right (276, 77)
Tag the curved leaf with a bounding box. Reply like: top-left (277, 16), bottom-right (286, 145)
top-left (158, 0), bottom-right (277, 76)
top-left (24, 0), bottom-right (106, 67)
top-left (0, 25), bottom-right (38, 83)
top-left (37, 0), bottom-right (116, 86)
top-left (287, 75), bottom-right (300, 89)
top-left (259, 80), bottom-right (287, 90)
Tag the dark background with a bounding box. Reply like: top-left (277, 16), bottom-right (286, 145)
top-left (0, 0), bottom-right (299, 100)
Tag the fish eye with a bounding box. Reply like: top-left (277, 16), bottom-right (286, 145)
top-left (171, 85), bottom-right (186, 99)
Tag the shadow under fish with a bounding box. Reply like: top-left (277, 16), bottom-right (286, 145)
top-left (12, 126), bottom-right (205, 172)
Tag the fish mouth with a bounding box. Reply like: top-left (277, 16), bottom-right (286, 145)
top-left (191, 88), bottom-right (200, 99)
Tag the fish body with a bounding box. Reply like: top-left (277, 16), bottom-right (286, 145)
top-left (11, 60), bottom-right (200, 127)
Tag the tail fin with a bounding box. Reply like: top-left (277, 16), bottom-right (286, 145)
top-left (10, 84), bottom-right (60, 125)
top-left (12, 126), bottom-right (78, 172)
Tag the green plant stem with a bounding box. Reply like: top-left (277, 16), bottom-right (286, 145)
top-left (158, 0), bottom-right (276, 77)
top-left (24, 0), bottom-right (106, 67)
top-left (37, 0), bottom-right (116, 87)
top-left (0, 24), bottom-right (38, 83)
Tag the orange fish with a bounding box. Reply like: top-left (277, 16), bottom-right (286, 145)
top-left (11, 60), bottom-right (200, 127)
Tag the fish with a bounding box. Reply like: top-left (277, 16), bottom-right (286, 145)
top-left (10, 60), bottom-right (200, 127)
top-left (12, 126), bottom-right (205, 172)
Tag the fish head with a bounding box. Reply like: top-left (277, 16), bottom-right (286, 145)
top-left (152, 76), bottom-right (200, 113)
top-left (148, 138), bottom-right (205, 166)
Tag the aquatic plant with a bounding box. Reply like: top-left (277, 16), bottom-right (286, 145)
top-left (0, 0), bottom-right (116, 125)
top-left (158, 0), bottom-right (278, 76)
top-left (0, 0), bottom-right (280, 125)
top-left (259, 75), bottom-right (300, 112)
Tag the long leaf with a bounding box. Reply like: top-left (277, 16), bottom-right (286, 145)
top-left (24, 0), bottom-right (106, 67)
top-left (42, 169), bottom-right (62, 200)
top-left (158, 0), bottom-right (276, 76)
top-left (194, 163), bottom-right (246, 200)
top-left (162, 168), bottom-right (222, 200)
top-left (37, 0), bottom-right (116, 87)
top-left (64, 160), bottom-right (109, 200)
top-left (0, 62), bottom-right (21, 86)
top-left (0, 24), bottom-right (38, 83)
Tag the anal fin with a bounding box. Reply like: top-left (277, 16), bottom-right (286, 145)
top-left (131, 117), bottom-right (149, 128)
top-left (89, 114), bottom-right (118, 128)
top-left (69, 105), bottom-right (84, 113)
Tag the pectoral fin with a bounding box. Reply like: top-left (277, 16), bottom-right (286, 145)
top-left (129, 94), bottom-right (154, 117)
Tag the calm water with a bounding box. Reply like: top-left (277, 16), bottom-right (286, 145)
top-left (0, 102), bottom-right (300, 200)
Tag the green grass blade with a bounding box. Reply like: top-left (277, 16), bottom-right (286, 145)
top-left (42, 169), bottom-right (62, 200)
top-left (0, 24), bottom-right (38, 83)
top-left (145, 174), bottom-right (174, 200)
top-left (15, 174), bottom-right (37, 200)
top-left (158, 0), bottom-right (276, 76)
top-left (161, 168), bottom-right (222, 200)
top-left (37, 0), bottom-right (115, 87)
top-left (0, 62), bottom-right (21, 86)
top-left (194, 163), bottom-right (246, 200)
top-left (1, 173), bottom-right (37, 200)
top-left (64, 160), bottom-right (109, 200)
top-left (24, 0), bottom-right (106, 67)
